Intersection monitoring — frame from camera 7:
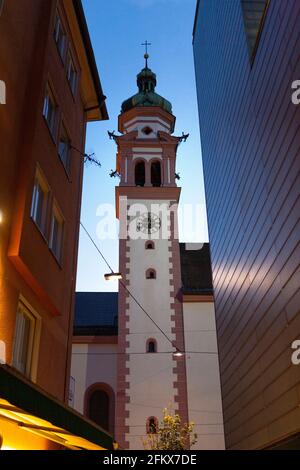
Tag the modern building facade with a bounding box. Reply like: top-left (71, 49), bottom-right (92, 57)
top-left (193, 0), bottom-right (300, 449)
top-left (0, 0), bottom-right (113, 450)
top-left (71, 59), bottom-right (225, 450)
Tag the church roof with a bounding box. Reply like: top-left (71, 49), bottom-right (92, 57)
top-left (121, 66), bottom-right (172, 115)
top-left (179, 242), bottom-right (213, 295)
top-left (73, 244), bottom-right (213, 335)
top-left (74, 292), bottom-right (118, 336)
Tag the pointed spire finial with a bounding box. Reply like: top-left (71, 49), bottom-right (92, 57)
top-left (141, 40), bottom-right (151, 68)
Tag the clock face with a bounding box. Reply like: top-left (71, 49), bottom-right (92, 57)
top-left (136, 212), bottom-right (161, 234)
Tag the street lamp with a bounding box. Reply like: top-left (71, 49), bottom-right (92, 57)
top-left (173, 349), bottom-right (184, 358)
top-left (104, 272), bottom-right (122, 281)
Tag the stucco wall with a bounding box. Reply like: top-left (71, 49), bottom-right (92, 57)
top-left (125, 198), bottom-right (177, 449)
top-left (70, 343), bottom-right (117, 415)
top-left (183, 301), bottom-right (225, 449)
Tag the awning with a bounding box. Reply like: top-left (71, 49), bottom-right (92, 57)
top-left (0, 365), bottom-right (115, 450)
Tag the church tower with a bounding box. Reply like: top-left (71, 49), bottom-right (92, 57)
top-left (114, 52), bottom-right (188, 450)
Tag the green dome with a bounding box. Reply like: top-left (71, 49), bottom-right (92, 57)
top-left (121, 66), bottom-right (172, 114)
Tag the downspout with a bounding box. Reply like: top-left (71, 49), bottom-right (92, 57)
top-left (63, 110), bottom-right (87, 404)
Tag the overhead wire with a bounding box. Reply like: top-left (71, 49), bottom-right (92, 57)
top-left (80, 221), bottom-right (181, 352)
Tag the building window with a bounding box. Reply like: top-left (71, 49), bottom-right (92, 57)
top-left (142, 126), bottom-right (153, 136)
top-left (135, 161), bottom-right (145, 186)
top-left (43, 86), bottom-right (58, 138)
top-left (145, 241), bottom-right (155, 250)
top-left (12, 302), bottom-right (36, 377)
top-left (49, 202), bottom-right (64, 263)
top-left (31, 167), bottom-right (49, 235)
top-left (58, 124), bottom-right (71, 173)
top-left (54, 13), bottom-right (67, 61)
top-left (241, 0), bottom-right (269, 60)
top-left (85, 383), bottom-right (115, 434)
top-left (89, 390), bottom-right (110, 431)
top-left (67, 53), bottom-right (77, 95)
top-left (147, 339), bottom-right (157, 353)
top-left (146, 417), bottom-right (158, 434)
top-left (146, 268), bottom-right (156, 279)
top-left (151, 161), bottom-right (161, 187)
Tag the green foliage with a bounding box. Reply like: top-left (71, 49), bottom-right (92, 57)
top-left (142, 408), bottom-right (197, 450)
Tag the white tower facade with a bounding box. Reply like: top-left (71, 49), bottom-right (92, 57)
top-left (114, 64), bottom-right (188, 449)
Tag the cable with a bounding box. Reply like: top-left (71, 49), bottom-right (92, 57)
top-left (72, 351), bottom-right (218, 356)
top-left (123, 423), bottom-right (223, 427)
top-left (128, 402), bottom-right (223, 414)
top-left (80, 221), bottom-right (180, 352)
top-left (119, 280), bottom-right (178, 349)
top-left (80, 222), bottom-right (115, 273)
top-left (125, 329), bottom-right (216, 335)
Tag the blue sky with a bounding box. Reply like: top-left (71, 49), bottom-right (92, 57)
top-left (76, 0), bottom-right (208, 292)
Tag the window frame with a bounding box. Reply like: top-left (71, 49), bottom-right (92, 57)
top-left (146, 416), bottom-right (158, 434)
top-left (12, 299), bottom-right (41, 381)
top-left (12, 302), bottom-right (35, 377)
top-left (11, 294), bottom-right (42, 382)
top-left (30, 166), bottom-right (50, 237)
top-left (49, 201), bottom-right (65, 264)
top-left (58, 121), bottom-right (71, 174)
top-left (146, 268), bottom-right (156, 279)
top-left (146, 338), bottom-right (157, 353)
top-left (145, 240), bottom-right (155, 250)
top-left (43, 85), bottom-right (58, 140)
top-left (151, 160), bottom-right (162, 187)
top-left (135, 160), bottom-right (146, 187)
top-left (53, 11), bottom-right (67, 62)
top-left (66, 52), bottom-right (78, 96)
top-left (84, 383), bottom-right (115, 434)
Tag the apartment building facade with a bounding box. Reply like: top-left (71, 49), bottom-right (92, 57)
top-left (0, 0), bottom-right (113, 450)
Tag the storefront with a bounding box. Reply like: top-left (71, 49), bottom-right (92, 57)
top-left (0, 366), bottom-right (115, 450)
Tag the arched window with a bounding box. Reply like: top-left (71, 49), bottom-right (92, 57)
top-left (151, 161), bottom-right (161, 187)
top-left (146, 416), bottom-right (158, 434)
top-left (145, 241), bottom-right (155, 250)
top-left (146, 268), bottom-right (156, 279)
top-left (89, 390), bottom-right (109, 430)
top-left (147, 339), bottom-right (157, 353)
top-left (135, 161), bottom-right (145, 186)
top-left (85, 383), bottom-right (115, 434)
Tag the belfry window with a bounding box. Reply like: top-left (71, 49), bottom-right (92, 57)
top-left (151, 161), bottom-right (161, 187)
top-left (135, 161), bottom-right (145, 186)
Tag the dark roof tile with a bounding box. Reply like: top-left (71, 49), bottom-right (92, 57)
top-left (180, 243), bottom-right (213, 295)
top-left (74, 292), bottom-right (118, 335)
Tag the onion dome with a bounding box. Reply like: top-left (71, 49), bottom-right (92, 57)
top-left (121, 54), bottom-right (172, 114)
